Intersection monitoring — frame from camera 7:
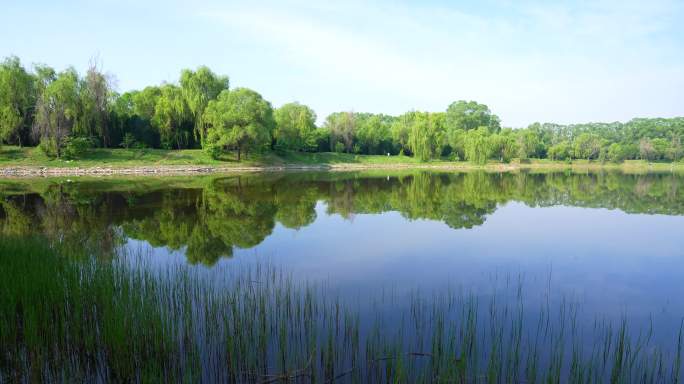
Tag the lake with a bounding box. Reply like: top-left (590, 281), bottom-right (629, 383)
top-left (2, 170), bottom-right (683, 381)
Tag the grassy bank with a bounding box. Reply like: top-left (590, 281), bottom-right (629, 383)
top-left (1, 237), bottom-right (682, 382)
top-left (0, 146), bottom-right (427, 168)
top-left (2, 146), bottom-right (684, 175)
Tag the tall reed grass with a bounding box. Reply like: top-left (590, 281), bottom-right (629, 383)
top-left (1, 237), bottom-right (682, 383)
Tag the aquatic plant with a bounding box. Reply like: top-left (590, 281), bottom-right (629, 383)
top-left (1, 237), bottom-right (682, 382)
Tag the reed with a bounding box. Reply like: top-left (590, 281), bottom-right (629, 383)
top-left (1, 237), bottom-right (682, 383)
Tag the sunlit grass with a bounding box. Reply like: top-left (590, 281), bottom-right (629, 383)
top-left (3, 145), bottom-right (683, 171)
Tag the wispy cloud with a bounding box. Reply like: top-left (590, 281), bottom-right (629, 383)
top-left (201, 0), bottom-right (684, 126)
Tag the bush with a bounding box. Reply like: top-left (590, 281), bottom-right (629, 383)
top-left (205, 143), bottom-right (222, 160)
top-left (62, 136), bottom-right (93, 159)
top-left (38, 138), bottom-right (59, 158)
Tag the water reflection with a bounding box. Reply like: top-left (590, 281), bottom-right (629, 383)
top-left (0, 172), bottom-right (684, 265)
top-left (1, 171), bottom-right (683, 265)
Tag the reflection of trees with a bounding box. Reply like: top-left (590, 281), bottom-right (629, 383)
top-left (0, 185), bottom-right (124, 258)
top-left (1, 171), bottom-right (684, 265)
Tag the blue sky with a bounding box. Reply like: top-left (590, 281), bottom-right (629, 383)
top-left (2, 0), bottom-right (683, 127)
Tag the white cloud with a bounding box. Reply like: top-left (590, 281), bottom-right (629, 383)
top-left (201, 0), bottom-right (684, 126)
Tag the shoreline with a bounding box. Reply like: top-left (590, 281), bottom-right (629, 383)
top-left (1, 161), bottom-right (682, 178)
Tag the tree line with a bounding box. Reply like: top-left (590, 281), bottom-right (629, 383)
top-left (1, 56), bottom-right (683, 162)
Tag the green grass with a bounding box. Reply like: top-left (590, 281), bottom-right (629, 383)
top-left (0, 146), bottom-right (448, 168)
top-left (2, 237), bottom-right (683, 382)
top-left (0, 146), bottom-right (245, 167)
top-left (2, 145), bottom-right (684, 172)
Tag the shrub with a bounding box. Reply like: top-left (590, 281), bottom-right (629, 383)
top-left (205, 143), bottom-right (222, 160)
top-left (62, 136), bottom-right (93, 159)
top-left (120, 133), bottom-right (137, 149)
top-left (38, 138), bottom-right (59, 158)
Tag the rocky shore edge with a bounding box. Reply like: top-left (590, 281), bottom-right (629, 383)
top-left (0, 163), bottom-right (506, 177)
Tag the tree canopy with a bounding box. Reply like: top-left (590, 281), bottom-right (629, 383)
top-left (1, 56), bottom-right (683, 163)
top-left (274, 102), bottom-right (317, 152)
top-left (203, 88), bottom-right (274, 161)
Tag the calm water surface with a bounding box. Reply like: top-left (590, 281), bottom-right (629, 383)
top-left (2, 170), bottom-right (683, 339)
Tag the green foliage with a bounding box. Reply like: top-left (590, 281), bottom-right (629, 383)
top-left (179, 66), bottom-right (229, 143)
top-left (391, 113), bottom-right (412, 155)
top-left (607, 143), bottom-right (636, 162)
top-left (152, 84), bottom-right (191, 149)
top-left (667, 135), bottom-right (683, 162)
top-left (62, 136), bottom-right (93, 159)
top-left (356, 114), bottom-right (393, 154)
top-left (1, 55), bottom-right (684, 164)
top-left (572, 133), bottom-right (603, 160)
top-left (407, 112), bottom-right (443, 161)
top-left (464, 127), bottom-right (491, 164)
top-left (34, 67), bottom-right (81, 158)
top-left (446, 100), bottom-right (501, 133)
top-left (274, 102), bottom-right (317, 151)
top-left (548, 141), bottom-right (572, 160)
top-left (311, 127), bottom-right (331, 152)
top-left (78, 62), bottom-right (111, 146)
top-left (516, 129), bottom-right (540, 159)
top-left (488, 131), bottom-right (518, 162)
top-left (203, 88), bottom-right (274, 161)
top-left (0, 56), bottom-right (35, 146)
top-left (326, 111), bottom-right (357, 153)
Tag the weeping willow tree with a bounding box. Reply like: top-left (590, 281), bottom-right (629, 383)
top-left (32, 68), bottom-right (79, 158)
top-left (408, 112), bottom-right (444, 161)
top-left (0, 56), bottom-right (35, 147)
top-left (464, 127), bottom-right (491, 165)
top-left (78, 61), bottom-right (112, 147)
top-left (179, 66), bottom-right (229, 144)
top-left (152, 84), bottom-right (191, 149)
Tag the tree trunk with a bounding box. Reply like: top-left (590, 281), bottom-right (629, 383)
top-left (237, 146), bottom-right (241, 162)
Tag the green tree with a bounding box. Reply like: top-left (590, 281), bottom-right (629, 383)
top-left (179, 66), bottom-right (229, 143)
top-left (132, 86), bottom-right (161, 121)
top-left (408, 112), bottom-right (443, 161)
top-left (667, 135), bottom-right (682, 162)
top-left (639, 138), bottom-right (656, 161)
top-left (516, 129), bottom-right (539, 160)
top-left (464, 127), bottom-right (491, 165)
top-left (446, 128), bottom-right (466, 160)
top-left (325, 111), bottom-right (357, 153)
top-left (548, 141), bottom-right (572, 160)
top-left (0, 56), bottom-right (35, 147)
top-left (152, 84), bottom-right (190, 149)
top-left (606, 143), bottom-right (636, 162)
top-left (572, 133), bottom-right (602, 160)
top-left (391, 112), bottom-right (414, 155)
top-left (274, 102), bottom-right (317, 151)
top-left (651, 138), bottom-right (669, 160)
top-left (445, 100), bottom-right (501, 133)
top-left (312, 127), bottom-right (331, 152)
top-left (78, 61), bottom-right (112, 146)
top-left (33, 68), bottom-right (81, 157)
top-left (488, 132), bottom-right (517, 162)
top-left (356, 114), bottom-right (393, 155)
top-left (203, 88), bottom-right (274, 161)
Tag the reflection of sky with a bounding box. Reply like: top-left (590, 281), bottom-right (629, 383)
top-left (126, 199), bottom-right (684, 342)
